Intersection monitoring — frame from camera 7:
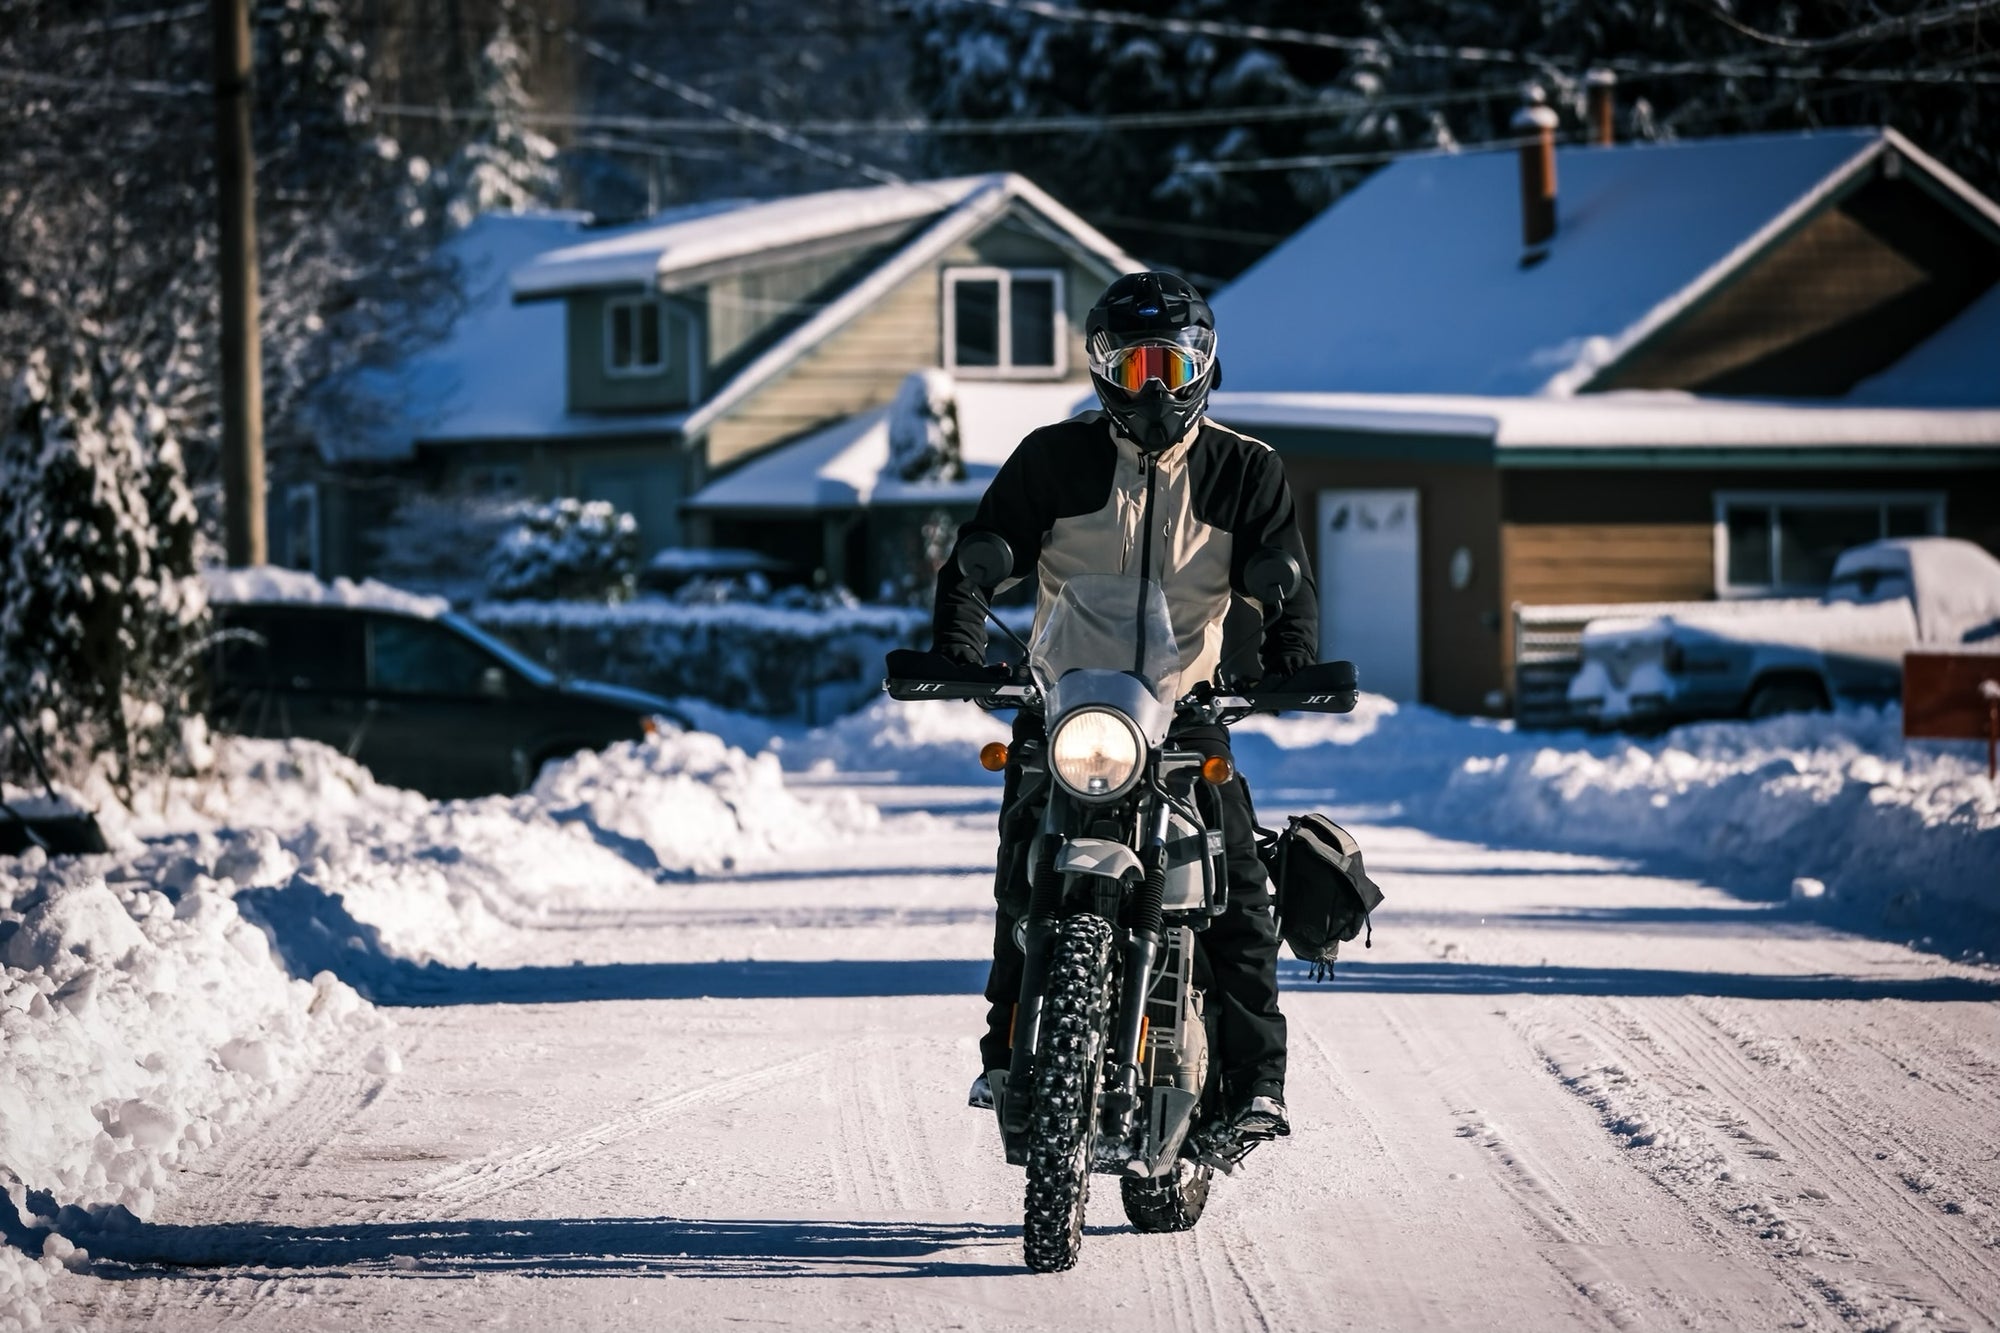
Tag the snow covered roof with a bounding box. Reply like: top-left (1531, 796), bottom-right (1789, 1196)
top-left (510, 173), bottom-right (1135, 301)
top-left (685, 381), bottom-right (1092, 512)
top-left (1847, 282), bottom-right (2000, 407)
top-left (322, 211), bottom-right (691, 459)
top-left (203, 566), bottom-right (450, 617)
top-left (1211, 128), bottom-right (1998, 399)
top-left (1209, 390), bottom-right (2000, 457)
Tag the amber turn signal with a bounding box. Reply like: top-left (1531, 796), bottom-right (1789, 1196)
top-left (1200, 755), bottom-right (1235, 785)
top-left (979, 741), bottom-right (1010, 772)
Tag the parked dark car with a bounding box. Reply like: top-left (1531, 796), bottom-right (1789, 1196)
top-left (208, 599), bottom-right (687, 799)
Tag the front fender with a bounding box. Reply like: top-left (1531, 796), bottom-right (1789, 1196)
top-left (1055, 837), bottom-right (1143, 882)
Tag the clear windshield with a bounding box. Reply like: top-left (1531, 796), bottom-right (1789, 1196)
top-left (1029, 574), bottom-right (1179, 700)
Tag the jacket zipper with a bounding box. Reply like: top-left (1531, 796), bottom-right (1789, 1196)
top-left (1134, 453), bottom-right (1159, 676)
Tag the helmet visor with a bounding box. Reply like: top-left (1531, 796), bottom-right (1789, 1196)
top-left (1088, 328), bottom-right (1215, 396)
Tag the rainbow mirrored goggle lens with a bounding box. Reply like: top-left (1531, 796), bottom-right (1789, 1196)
top-left (1102, 342), bottom-right (1207, 394)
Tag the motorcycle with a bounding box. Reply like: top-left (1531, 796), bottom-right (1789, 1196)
top-left (886, 533), bottom-right (1358, 1272)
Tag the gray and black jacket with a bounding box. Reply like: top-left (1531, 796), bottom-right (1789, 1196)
top-left (934, 411), bottom-right (1318, 686)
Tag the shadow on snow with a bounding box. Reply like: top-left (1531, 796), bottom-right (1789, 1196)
top-left (44, 1208), bottom-right (1032, 1281)
top-left (233, 873), bottom-right (1998, 1007)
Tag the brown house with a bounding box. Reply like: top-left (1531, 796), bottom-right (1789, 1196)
top-left (1208, 127), bottom-right (2000, 716)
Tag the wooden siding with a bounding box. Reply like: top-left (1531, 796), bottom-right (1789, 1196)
top-left (1500, 523), bottom-right (1715, 607)
top-left (1595, 175), bottom-right (2000, 397)
top-left (705, 208), bottom-right (1106, 470)
top-left (704, 237), bottom-right (898, 375)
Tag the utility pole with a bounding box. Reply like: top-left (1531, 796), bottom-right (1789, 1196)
top-left (213, 0), bottom-right (265, 566)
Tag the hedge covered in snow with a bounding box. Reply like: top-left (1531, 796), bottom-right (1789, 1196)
top-left (471, 598), bottom-right (934, 719)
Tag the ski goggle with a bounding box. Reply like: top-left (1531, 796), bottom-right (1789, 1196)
top-left (1097, 341), bottom-right (1209, 394)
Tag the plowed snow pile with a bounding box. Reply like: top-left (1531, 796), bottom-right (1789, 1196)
top-left (1, 727), bottom-right (872, 1329)
top-left (819, 695), bottom-right (1998, 922)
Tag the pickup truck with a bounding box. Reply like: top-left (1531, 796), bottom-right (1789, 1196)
top-left (1567, 538), bottom-right (2000, 726)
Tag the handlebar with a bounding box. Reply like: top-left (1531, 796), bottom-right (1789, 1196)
top-left (882, 649), bottom-right (1358, 716)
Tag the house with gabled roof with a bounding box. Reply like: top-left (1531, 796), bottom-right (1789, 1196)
top-left (1207, 124), bottom-right (2000, 717)
top-left (301, 173), bottom-right (1138, 585)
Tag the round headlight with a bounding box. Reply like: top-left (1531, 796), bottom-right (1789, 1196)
top-left (1049, 708), bottom-right (1141, 800)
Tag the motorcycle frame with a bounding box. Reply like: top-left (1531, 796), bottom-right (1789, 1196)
top-left (992, 670), bottom-right (1226, 1178)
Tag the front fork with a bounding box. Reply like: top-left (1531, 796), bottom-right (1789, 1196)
top-left (1003, 796), bottom-right (1173, 1147)
top-left (1102, 798), bottom-right (1171, 1145)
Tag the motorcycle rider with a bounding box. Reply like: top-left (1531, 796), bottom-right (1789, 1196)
top-left (932, 270), bottom-right (1318, 1150)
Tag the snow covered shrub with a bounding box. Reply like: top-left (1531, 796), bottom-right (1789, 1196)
top-left (0, 346), bottom-right (207, 797)
top-left (888, 369), bottom-right (964, 483)
top-left (442, 23), bottom-right (562, 230)
top-left (486, 498), bottom-right (639, 603)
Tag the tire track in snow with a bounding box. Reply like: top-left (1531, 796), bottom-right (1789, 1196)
top-left (1637, 995), bottom-right (2000, 1326)
top-left (410, 1050), bottom-right (829, 1216)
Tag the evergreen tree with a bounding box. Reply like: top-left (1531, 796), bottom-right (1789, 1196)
top-left (444, 24), bottom-right (564, 229)
top-left (0, 344), bottom-right (207, 796)
top-left (909, 0), bottom-right (1999, 280)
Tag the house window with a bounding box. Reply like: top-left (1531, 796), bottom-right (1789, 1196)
top-left (282, 482), bottom-right (319, 573)
top-left (943, 267), bottom-right (1065, 377)
top-left (605, 296), bottom-right (668, 376)
top-left (1714, 491), bottom-right (1944, 595)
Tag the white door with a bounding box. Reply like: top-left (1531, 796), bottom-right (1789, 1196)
top-left (1318, 489), bottom-right (1421, 700)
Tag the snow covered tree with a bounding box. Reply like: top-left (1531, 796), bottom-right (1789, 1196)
top-left (887, 370), bottom-right (965, 483)
top-left (443, 24), bottom-right (564, 230)
top-left (486, 499), bottom-right (640, 603)
top-left (0, 344), bottom-right (208, 797)
top-left (908, 0), bottom-right (2000, 280)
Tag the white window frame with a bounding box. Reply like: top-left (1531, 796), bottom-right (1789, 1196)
top-left (941, 266), bottom-right (1068, 379)
top-left (1712, 489), bottom-right (1946, 597)
top-left (604, 295), bottom-right (670, 378)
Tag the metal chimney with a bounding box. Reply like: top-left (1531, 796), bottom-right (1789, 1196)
top-left (1511, 85), bottom-right (1559, 252)
top-left (1586, 69), bottom-right (1617, 146)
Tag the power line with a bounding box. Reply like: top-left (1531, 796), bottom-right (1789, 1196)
top-left (497, 0), bottom-right (907, 185)
top-left (373, 80), bottom-right (1523, 138)
top-left (1695, 0), bottom-right (2000, 52)
top-left (951, 0), bottom-right (2000, 87)
top-left (1181, 133), bottom-right (1557, 175)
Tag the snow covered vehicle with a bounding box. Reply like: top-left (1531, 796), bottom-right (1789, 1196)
top-left (1568, 538), bottom-right (2000, 727)
top-left (206, 575), bottom-right (687, 799)
top-left (887, 534), bottom-right (1357, 1272)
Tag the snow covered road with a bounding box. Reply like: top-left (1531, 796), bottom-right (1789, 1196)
top-left (43, 782), bottom-right (2000, 1332)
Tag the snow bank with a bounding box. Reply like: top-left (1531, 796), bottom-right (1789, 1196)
top-left (2, 723), bottom-right (872, 1326)
top-left (0, 846), bottom-right (381, 1329)
top-left (807, 696), bottom-right (1998, 929)
top-left (116, 730), bottom-right (875, 986)
top-left (1432, 710), bottom-right (1998, 924)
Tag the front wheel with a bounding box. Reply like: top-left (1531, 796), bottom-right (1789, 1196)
top-left (1121, 1157), bottom-right (1214, 1232)
top-left (1022, 913), bottom-right (1115, 1273)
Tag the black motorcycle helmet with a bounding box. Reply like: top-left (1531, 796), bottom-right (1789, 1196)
top-left (1085, 271), bottom-right (1219, 453)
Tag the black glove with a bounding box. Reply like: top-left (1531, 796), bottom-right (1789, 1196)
top-left (937, 641), bottom-right (988, 670)
top-left (1261, 654), bottom-right (1313, 686)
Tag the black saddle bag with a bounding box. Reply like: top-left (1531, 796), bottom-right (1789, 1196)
top-left (1258, 815), bottom-right (1384, 979)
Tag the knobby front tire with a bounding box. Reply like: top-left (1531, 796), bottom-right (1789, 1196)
top-left (1021, 913), bottom-right (1115, 1273)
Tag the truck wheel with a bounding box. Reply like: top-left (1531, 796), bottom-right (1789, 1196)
top-left (1747, 680), bottom-right (1827, 719)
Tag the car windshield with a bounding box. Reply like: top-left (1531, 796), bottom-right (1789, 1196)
top-left (1029, 573), bottom-right (1179, 701)
top-left (440, 614), bottom-right (556, 687)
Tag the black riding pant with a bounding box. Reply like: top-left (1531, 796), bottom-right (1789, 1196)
top-left (978, 716), bottom-right (1287, 1103)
